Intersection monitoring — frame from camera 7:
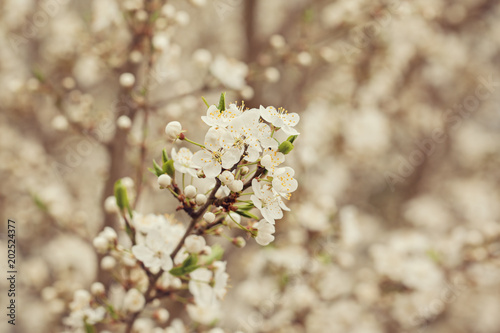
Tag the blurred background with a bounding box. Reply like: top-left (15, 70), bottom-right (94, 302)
top-left (1, 0), bottom-right (500, 332)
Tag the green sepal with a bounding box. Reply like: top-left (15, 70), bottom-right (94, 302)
top-left (200, 244), bottom-right (224, 265)
top-left (278, 141), bottom-right (294, 155)
top-left (201, 96), bottom-right (210, 108)
top-left (162, 149), bottom-right (169, 164)
top-left (114, 180), bottom-right (133, 218)
top-left (163, 159), bottom-right (175, 177)
top-left (218, 92), bottom-right (226, 112)
top-left (237, 203), bottom-right (254, 211)
top-left (286, 135), bottom-right (298, 144)
top-left (106, 305), bottom-right (120, 320)
top-left (235, 210), bottom-right (260, 220)
top-left (84, 321), bottom-right (95, 333)
top-left (152, 159), bottom-right (163, 177)
top-left (169, 254), bottom-right (199, 276)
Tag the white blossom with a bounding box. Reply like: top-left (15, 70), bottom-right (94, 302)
top-left (255, 220), bottom-right (275, 246)
top-left (123, 288), bottom-right (145, 312)
top-left (260, 105), bottom-right (300, 135)
top-left (184, 235), bottom-right (206, 253)
top-left (171, 147), bottom-right (198, 177)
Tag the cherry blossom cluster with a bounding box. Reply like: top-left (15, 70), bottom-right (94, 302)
top-left (160, 93), bottom-right (300, 246)
top-left (63, 94), bottom-right (299, 332)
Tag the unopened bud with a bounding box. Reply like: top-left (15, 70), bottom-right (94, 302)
top-left (184, 185), bottom-right (197, 198)
top-left (232, 236), bottom-right (246, 248)
top-left (196, 194), bottom-right (207, 205)
top-left (158, 174), bottom-right (172, 188)
top-left (278, 141), bottom-right (294, 155)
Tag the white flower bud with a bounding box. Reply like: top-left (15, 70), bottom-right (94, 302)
top-left (117, 115), bottom-right (132, 129)
top-left (264, 67), bottom-right (280, 83)
top-left (233, 236), bottom-right (246, 248)
top-left (165, 121), bottom-right (182, 140)
top-left (93, 236), bottom-right (108, 253)
top-left (123, 288), bottom-right (145, 313)
top-left (51, 115), bottom-right (68, 131)
top-left (175, 11), bottom-right (190, 26)
top-left (171, 277), bottom-right (182, 289)
top-left (202, 245), bottom-right (212, 255)
top-left (135, 10), bottom-right (148, 21)
top-left (195, 194), bottom-right (207, 205)
top-left (270, 34), bottom-right (286, 49)
top-left (158, 174), bottom-right (172, 188)
top-left (101, 227), bottom-right (117, 242)
top-left (184, 185), bottom-right (197, 198)
top-left (90, 282), bottom-right (105, 296)
top-left (101, 256), bottom-right (116, 270)
top-left (227, 180), bottom-right (243, 192)
top-left (104, 196), bottom-right (119, 214)
top-left (297, 51), bottom-right (312, 66)
top-left (240, 85), bottom-right (254, 99)
top-left (192, 49), bottom-right (212, 67)
top-left (129, 50), bottom-right (143, 63)
top-left (161, 4), bottom-right (176, 18)
top-left (203, 212), bottom-right (216, 223)
top-left (184, 235), bottom-right (206, 253)
top-left (220, 171), bottom-right (234, 185)
top-left (240, 166), bottom-right (250, 175)
top-left (119, 72), bottom-right (135, 88)
top-left (154, 308), bottom-right (170, 324)
top-left (152, 34), bottom-right (169, 51)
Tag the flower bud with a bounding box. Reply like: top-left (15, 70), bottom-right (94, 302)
top-left (119, 72), bottom-right (135, 88)
top-left (240, 166), bottom-right (249, 175)
top-left (184, 185), bottom-right (197, 198)
top-left (154, 308), bottom-right (170, 324)
top-left (184, 235), bottom-right (206, 253)
top-left (101, 256), bottom-right (116, 270)
top-left (158, 174), bottom-right (172, 188)
top-left (90, 282), bottom-right (105, 296)
top-left (117, 115), bottom-right (132, 130)
top-left (203, 212), bottom-right (216, 223)
top-left (101, 227), bottom-right (117, 242)
top-left (278, 141), bottom-right (294, 155)
top-left (227, 179), bottom-right (243, 192)
top-left (195, 194), bottom-right (207, 205)
top-left (104, 196), bottom-right (119, 214)
top-left (123, 288), bottom-right (145, 313)
top-left (232, 236), bottom-right (246, 248)
top-left (165, 121), bottom-right (182, 140)
top-left (220, 170), bottom-right (234, 185)
top-left (93, 236), bottom-right (108, 253)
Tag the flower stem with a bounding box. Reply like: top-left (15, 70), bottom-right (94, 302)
top-left (183, 137), bottom-right (205, 148)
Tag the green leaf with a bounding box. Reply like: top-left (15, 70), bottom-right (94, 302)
top-left (235, 210), bottom-right (259, 220)
top-left (201, 244), bottom-right (224, 265)
top-left (114, 180), bottom-right (133, 218)
top-left (169, 254), bottom-right (200, 276)
top-left (31, 193), bottom-right (48, 212)
top-left (84, 321), bottom-right (95, 333)
top-left (201, 96), bottom-right (210, 108)
top-left (162, 149), bottom-right (169, 164)
top-left (286, 135), bottom-right (298, 144)
top-left (148, 167), bottom-right (157, 176)
top-left (237, 203), bottom-right (254, 211)
top-left (163, 159), bottom-right (175, 177)
top-left (152, 159), bottom-right (163, 177)
top-left (217, 92), bottom-right (226, 112)
top-left (106, 305), bottom-right (120, 320)
top-left (32, 68), bottom-right (45, 82)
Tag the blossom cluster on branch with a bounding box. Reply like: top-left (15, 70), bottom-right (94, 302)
top-left (63, 93), bottom-right (300, 332)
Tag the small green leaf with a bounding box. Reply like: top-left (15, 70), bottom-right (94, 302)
top-left (286, 135), bottom-right (298, 144)
top-left (169, 254), bottom-right (200, 276)
top-left (217, 92), bottom-right (226, 112)
top-left (114, 180), bottom-right (132, 218)
top-left (162, 149), bottom-right (169, 164)
top-left (31, 193), bottom-right (48, 212)
top-left (107, 305), bottom-right (120, 320)
top-left (235, 210), bottom-right (259, 220)
top-left (163, 159), bottom-right (175, 177)
top-left (153, 159), bottom-right (163, 177)
top-left (201, 96), bottom-right (210, 108)
top-left (201, 244), bottom-right (224, 265)
top-left (84, 321), bottom-right (95, 333)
